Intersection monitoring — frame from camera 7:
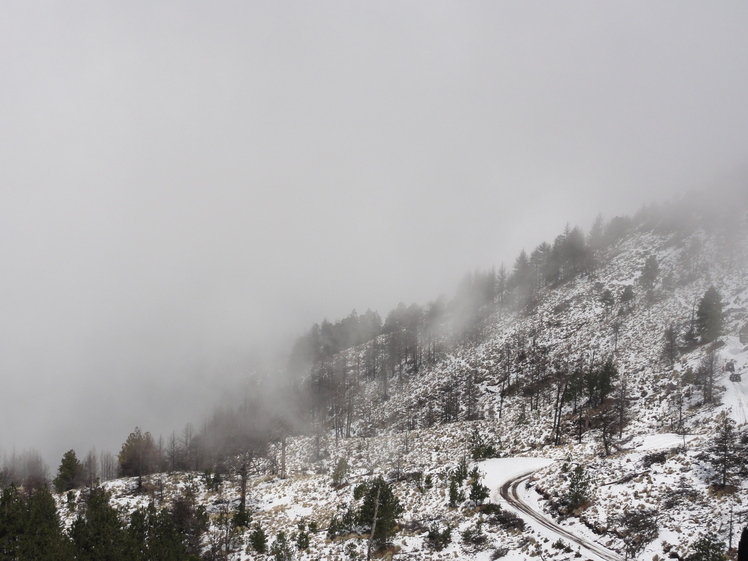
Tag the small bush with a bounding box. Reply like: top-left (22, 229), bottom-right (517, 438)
top-left (491, 547), bottom-right (509, 559)
top-left (249, 524), bottom-right (267, 553)
top-left (332, 457), bottom-right (349, 488)
top-left (270, 531), bottom-right (294, 561)
top-left (426, 523), bottom-right (452, 551)
top-left (461, 523), bottom-right (488, 550)
top-left (295, 519), bottom-right (310, 550)
top-left (642, 451), bottom-right (667, 468)
top-left (232, 507), bottom-right (251, 528)
top-left (470, 430), bottom-right (501, 460)
top-left (482, 503), bottom-right (525, 531)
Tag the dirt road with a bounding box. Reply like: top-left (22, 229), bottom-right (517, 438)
top-left (499, 469), bottom-right (625, 561)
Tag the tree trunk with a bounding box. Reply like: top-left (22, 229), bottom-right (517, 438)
top-left (367, 484), bottom-right (382, 561)
top-left (281, 436), bottom-right (287, 479)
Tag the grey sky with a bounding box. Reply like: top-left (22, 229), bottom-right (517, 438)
top-left (2, 2), bottom-right (748, 466)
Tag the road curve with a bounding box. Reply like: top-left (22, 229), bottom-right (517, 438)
top-left (499, 469), bottom-right (625, 561)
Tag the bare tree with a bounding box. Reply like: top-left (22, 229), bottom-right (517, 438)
top-left (99, 450), bottom-right (116, 481)
top-left (2, 449), bottom-right (49, 490)
top-left (166, 430), bottom-right (181, 473)
top-left (84, 448), bottom-right (98, 487)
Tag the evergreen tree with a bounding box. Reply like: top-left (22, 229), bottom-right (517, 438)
top-left (127, 503), bottom-right (187, 561)
top-left (696, 351), bottom-right (720, 405)
top-left (468, 476), bottom-right (489, 505)
top-left (611, 507), bottom-right (659, 560)
top-left (170, 489), bottom-right (209, 557)
top-left (707, 412), bottom-right (742, 488)
top-left (448, 477), bottom-right (463, 507)
top-left (600, 289), bottom-right (615, 309)
top-left (426, 523), bottom-right (453, 552)
top-left (250, 524), bottom-right (268, 553)
top-left (585, 358), bottom-right (618, 408)
top-left (0, 485), bottom-right (72, 561)
top-left (696, 287), bottom-right (724, 343)
top-left (118, 427), bottom-right (159, 490)
top-left (70, 486), bottom-right (129, 561)
top-left (295, 519), bottom-right (310, 550)
top-left (270, 531), bottom-right (294, 561)
top-left (563, 463), bottom-right (591, 511)
top-left (355, 476), bottom-right (404, 550)
top-left (689, 531), bottom-right (726, 561)
top-left (54, 449), bottom-right (84, 493)
top-left (640, 255), bottom-right (659, 290)
top-left (331, 457), bottom-right (349, 488)
top-left (0, 485), bottom-right (25, 558)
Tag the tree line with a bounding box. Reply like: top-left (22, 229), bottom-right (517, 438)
top-left (0, 483), bottom-right (208, 561)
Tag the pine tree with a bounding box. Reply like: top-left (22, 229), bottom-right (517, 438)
top-left (0, 486), bottom-right (25, 558)
top-left (448, 477), bottom-right (463, 507)
top-left (331, 457), bottom-right (349, 488)
top-left (355, 476), bottom-right (404, 550)
top-left (118, 427), bottom-right (159, 490)
top-left (54, 449), bottom-right (84, 493)
top-left (127, 503), bottom-right (187, 561)
top-left (70, 486), bottom-right (129, 561)
top-left (696, 287), bottom-right (724, 343)
top-left (689, 531), bottom-right (727, 561)
top-left (295, 519), bottom-right (310, 550)
top-left (468, 476), bottom-right (489, 505)
top-left (18, 486), bottom-right (72, 561)
top-left (611, 507), bottom-right (658, 560)
top-left (250, 524), bottom-right (267, 553)
top-left (564, 464), bottom-right (591, 511)
top-left (270, 531), bottom-right (293, 561)
top-left (640, 255), bottom-right (659, 290)
top-left (170, 490), bottom-right (208, 558)
top-left (696, 351), bottom-right (720, 405)
top-left (708, 412), bottom-right (741, 488)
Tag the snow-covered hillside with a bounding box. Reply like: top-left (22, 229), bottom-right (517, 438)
top-left (56, 206), bottom-right (748, 560)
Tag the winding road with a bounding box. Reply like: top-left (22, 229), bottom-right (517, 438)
top-left (497, 467), bottom-right (624, 561)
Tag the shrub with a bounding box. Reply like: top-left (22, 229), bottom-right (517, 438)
top-left (470, 430), bottom-right (500, 460)
top-left (642, 451), bottom-right (667, 468)
top-left (249, 524), bottom-right (267, 553)
top-left (426, 523), bottom-right (452, 551)
top-left (332, 457), bottom-right (349, 488)
top-left (482, 503), bottom-right (525, 531)
top-left (688, 531), bottom-right (726, 561)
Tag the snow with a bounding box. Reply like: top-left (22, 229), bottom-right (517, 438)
top-left (51, 215), bottom-right (748, 561)
top-left (478, 457), bottom-right (554, 503)
top-left (720, 336), bottom-right (748, 426)
top-left (631, 433), bottom-right (693, 451)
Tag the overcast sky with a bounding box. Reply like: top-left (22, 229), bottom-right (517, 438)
top-left (2, 2), bottom-right (748, 467)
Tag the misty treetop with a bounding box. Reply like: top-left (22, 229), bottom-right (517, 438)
top-left (4, 193), bottom-right (740, 494)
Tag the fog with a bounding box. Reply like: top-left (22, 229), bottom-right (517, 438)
top-left (2, 2), bottom-right (748, 468)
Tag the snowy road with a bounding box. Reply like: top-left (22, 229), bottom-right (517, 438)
top-left (500, 470), bottom-right (624, 561)
top-left (728, 378), bottom-right (748, 425)
top-left (722, 337), bottom-right (748, 426)
top-left (480, 458), bottom-right (624, 561)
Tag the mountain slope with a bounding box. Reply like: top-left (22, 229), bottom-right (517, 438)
top-left (55, 196), bottom-right (748, 560)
